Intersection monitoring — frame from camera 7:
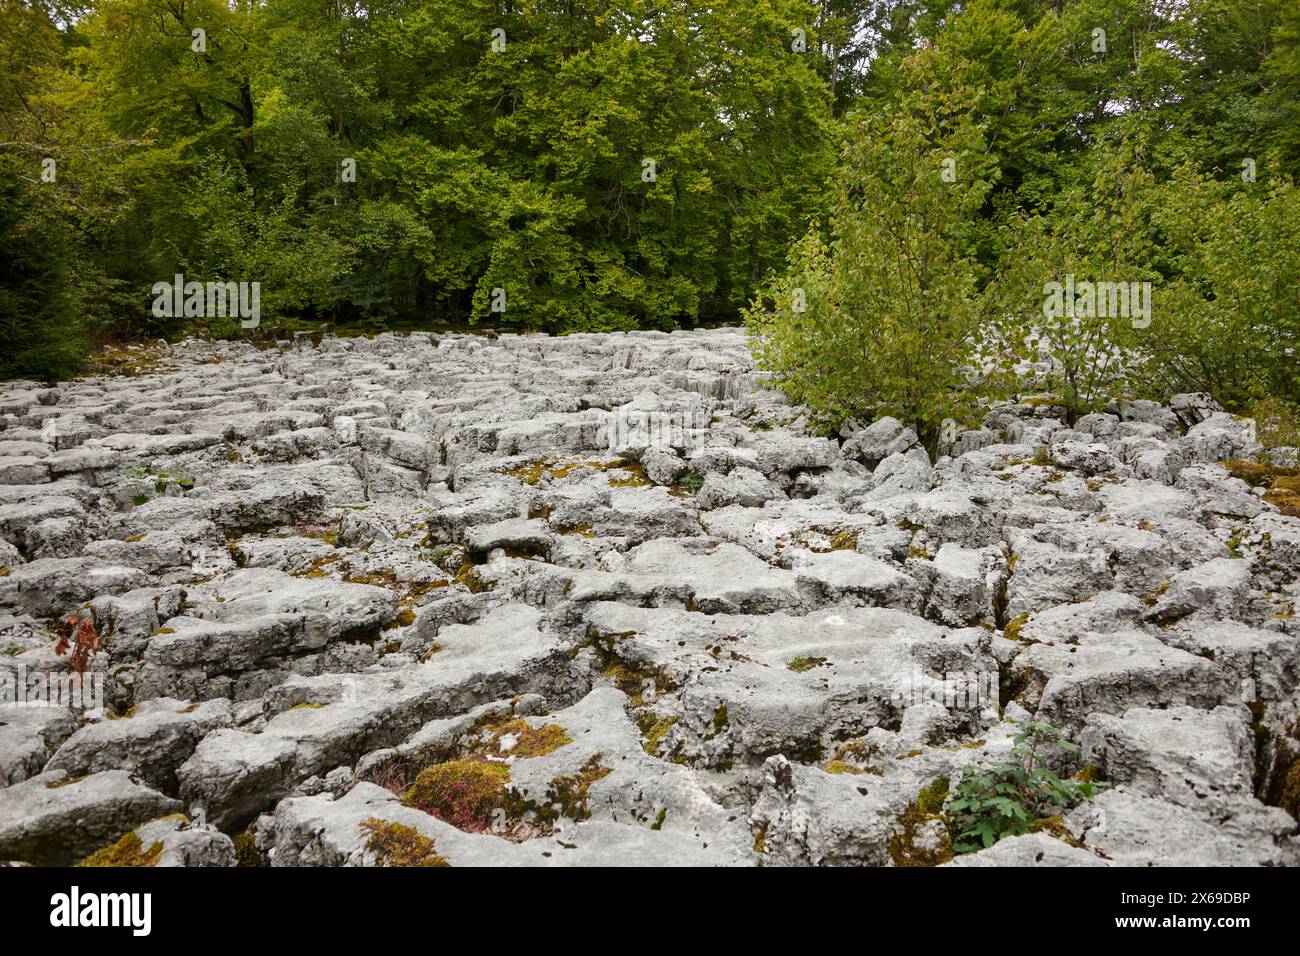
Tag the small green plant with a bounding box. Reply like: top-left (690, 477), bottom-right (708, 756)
top-left (675, 472), bottom-right (704, 494)
top-left (123, 461), bottom-right (194, 505)
top-left (947, 720), bottom-right (1106, 853)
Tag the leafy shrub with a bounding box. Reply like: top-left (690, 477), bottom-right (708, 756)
top-left (947, 720), bottom-right (1106, 853)
top-left (988, 143), bottom-right (1160, 423)
top-left (1139, 166), bottom-right (1300, 409)
top-left (745, 49), bottom-right (1002, 447)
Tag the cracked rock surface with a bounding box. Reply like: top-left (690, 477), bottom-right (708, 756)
top-left (1, 329), bottom-right (1297, 866)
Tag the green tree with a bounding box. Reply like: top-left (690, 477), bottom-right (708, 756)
top-left (1140, 165), bottom-right (1300, 407)
top-left (746, 49), bottom-right (1000, 445)
top-left (0, 156), bottom-right (86, 380)
top-left (990, 140), bottom-right (1161, 422)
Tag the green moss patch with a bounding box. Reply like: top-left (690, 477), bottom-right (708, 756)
top-left (360, 818), bottom-right (450, 867)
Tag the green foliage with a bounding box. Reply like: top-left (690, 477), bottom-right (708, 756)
top-left (3, 0), bottom-right (836, 341)
top-left (746, 48), bottom-right (1003, 444)
top-left (1139, 166), bottom-right (1300, 408)
top-left (988, 140), bottom-right (1162, 422)
top-left (948, 720), bottom-right (1107, 853)
top-left (0, 156), bottom-right (86, 381)
top-left (675, 472), bottom-right (704, 494)
top-left (2, 0), bottom-right (1298, 425)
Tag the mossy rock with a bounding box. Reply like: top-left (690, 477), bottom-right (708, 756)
top-left (825, 759), bottom-right (864, 775)
top-left (1219, 459), bottom-right (1300, 488)
top-left (916, 775), bottom-right (950, 815)
top-left (535, 754), bottom-right (612, 824)
top-left (639, 714), bottom-right (679, 756)
top-left (78, 831), bottom-right (163, 867)
top-left (469, 717), bottom-right (571, 759)
top-left (360, 818), bottom-right (449, 867)
top-left (406, 759), bottom-right (510, 831)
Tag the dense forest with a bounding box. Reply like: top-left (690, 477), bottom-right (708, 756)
top-left (1, 0), bottom-right (1298, 435)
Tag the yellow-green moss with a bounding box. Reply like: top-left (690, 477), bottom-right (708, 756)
top-left (389, 608), bottom-right (417, 628)
top-left (233, 832), bottom-right (262, 867)
top-left (752, 822), bottom-right (768, 855)
top-left (1219, 459), bottom-right (1300, 488)
top-left (888, 802), bottom-right (952, 867)
top-left (887, 776), bottom-right (954, 866)
top-left (829, 529), bottom-right (858, 551)
top-left (498, 458), bottom-right (579, 486)
top-left (711, 704), bottom-right (729, 736)
top-left (45, 774), bottom-right (88, 788)
top-left (916, 775), bottom-right (950, 815)
top-left (608, 462), bottom-right (652, 488)
top-left (602, 659), bottom-right (676, 703)
top-left (1264, 487), bottom-right (1300, 518)
top-left (1142, 581), bottom-right (1172, 606)
top-left (1003, 613), bottom-right (1030, 643)
top-left (360, 818), bottom-right (450, 867)
top-left (787, 656), bottom-right (828, 673)
top-left (536, 754), bottom-right (612, 824)
top-left (825, 759), bottom-right (864, 776)
top-left (640, 714), bottom-right (679, 756)
top-left (78, 832), bottom-right (163, 867)
top-left (453, 562), bottom-right (491, 594)
top-left (825, 740), bottom-right (882, 775)
top-left (1028, 815), bottom-right (1086, 848)
top-left (343, 569), bottom-right (400, 588)
top-left (471, 718), bottom-right (571, 759)
top-left (292, 552), bottom-right (342, 579)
